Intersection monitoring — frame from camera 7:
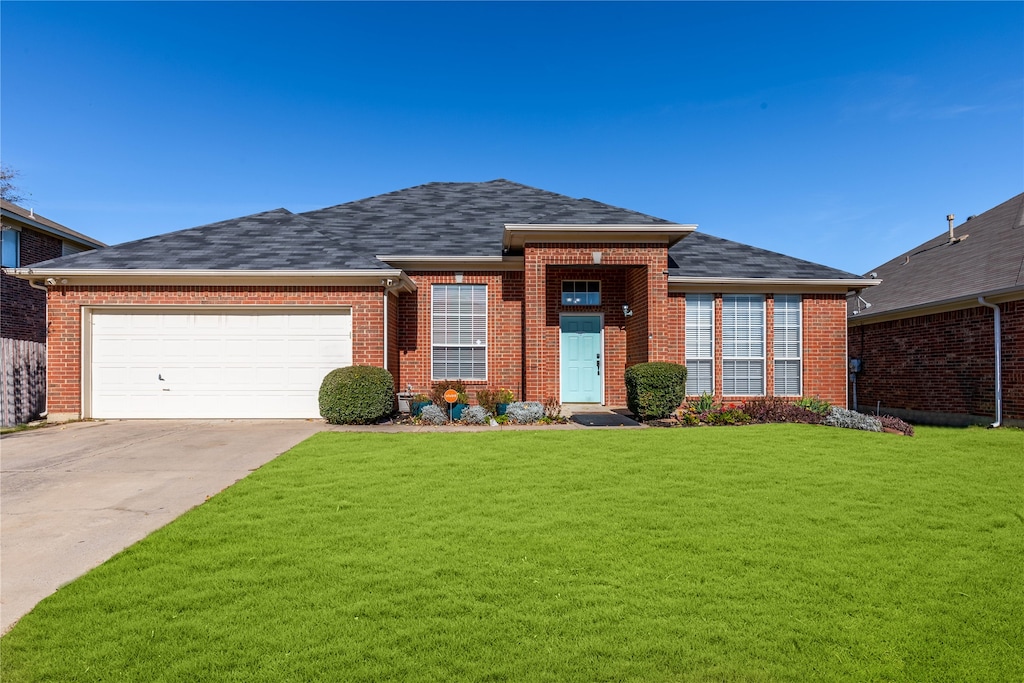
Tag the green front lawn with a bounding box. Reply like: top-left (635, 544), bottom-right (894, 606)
top-left (3, 426), bottom-right (1022, 681)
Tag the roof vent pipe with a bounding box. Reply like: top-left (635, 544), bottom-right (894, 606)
top-left (947, 214), bottom-right (955, 242)
top-left (977, 297), bottom-right (1002, 428)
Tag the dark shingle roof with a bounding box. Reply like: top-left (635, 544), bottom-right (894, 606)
top-left (300, 179), bottom-right (673, 256)
top-left (852, 193), bottom-right (1024, 318)
top-left (26, 208), bottom-right (390, 271)
top-left (23, 179), bottom-right (860, 282)
top-left (668, 232), bottom-right (859, 279)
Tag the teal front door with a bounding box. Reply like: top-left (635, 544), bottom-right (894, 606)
top-left (561, 315), bottom-right (602, 403)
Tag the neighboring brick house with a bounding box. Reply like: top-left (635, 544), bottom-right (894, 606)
top-left (1, 200), bottom-right (106, 424)
top-left (8, 180), bottom-right (873, 420)
top-left (848, 192), bottom-right (1024, 427)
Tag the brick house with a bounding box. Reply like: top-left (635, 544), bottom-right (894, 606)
top-left (848, 192), bottom-right (1024, 427)
top-left (1, 200), bottom-right (106, 425)
top-left (8, 180), bottom-right (873, 421)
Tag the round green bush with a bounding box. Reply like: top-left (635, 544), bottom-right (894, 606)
top-left (318, 365), bottom-right (395, 425)
top-left (624, 362), bottom-right (687, 421)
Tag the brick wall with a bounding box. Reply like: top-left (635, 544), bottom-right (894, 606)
top-left (43, 274), bottom-right (855, 418)
top-left (45, 285), bottom-right (385, 417)
top-left (523, 243), bottom-right (678, 405)
top-left (1, 229), bottom-right (63, 343)
top-left (395, 271), bottom-right (525, 399)
top-left (849, 299), bottom-right (1023, 421)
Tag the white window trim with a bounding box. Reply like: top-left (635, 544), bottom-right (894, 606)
top-left (773, 294), bottom-right (803, 396)
top-left (722, 294), bottom-right (766, 397)
top-left (685, 293), bottom-right (714, 396)
top-left (430, 283), bottom-right (488, 381)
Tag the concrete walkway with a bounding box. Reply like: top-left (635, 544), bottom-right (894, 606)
top-left (0, 419), bottom-right (322, 633)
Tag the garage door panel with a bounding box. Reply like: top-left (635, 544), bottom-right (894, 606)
top-left (91, 310), bottom-right (353, 418)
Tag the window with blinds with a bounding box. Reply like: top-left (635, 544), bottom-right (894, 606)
top-left (432, 284), bottom-right (487, 380)
top-left (722, 294), bottom-right (765, 395)
top-left (685, 294), bottom-right (714, 395)
top-left (773, 294), bottom-right (802, 396)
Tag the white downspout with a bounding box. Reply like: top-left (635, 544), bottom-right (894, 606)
top-left (381, 280), bottom-right (403, 371)
top-left (977, 297), bottom-right (1002, 428)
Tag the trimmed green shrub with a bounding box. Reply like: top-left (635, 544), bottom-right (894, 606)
top-left (318, 366), bottom-right (395, 425)
top-left (625, 362), bottom-right (687, 421)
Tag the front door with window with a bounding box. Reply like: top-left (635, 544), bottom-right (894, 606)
top-left (560, 315), bottom-right (602, 403)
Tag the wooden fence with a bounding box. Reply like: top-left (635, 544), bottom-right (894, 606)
top-left (1, 338), bottom-right (46, 427)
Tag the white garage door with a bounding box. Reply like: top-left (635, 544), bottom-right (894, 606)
top-left (90, 310), bottom-right (353, 418)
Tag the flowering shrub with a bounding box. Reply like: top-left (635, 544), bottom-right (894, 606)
top-left (676, 396), bottom-right (751, 427)
top-left (505, 401), bottom-right (545, 424)
top-left (704, 408), bottom-right (753, 426)
top-left (823, 407), bottom-right (882, 432)
top-left (496, 388), bottom-right (516, 404)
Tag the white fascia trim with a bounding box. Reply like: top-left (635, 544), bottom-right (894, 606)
top-left (376, 255), bottom-right (525, 271)
top-left (668, 276), bottom-right (879, 292)
top-left (503, 223), bottom-right (696, 249)
top-left (7, 268), bottom-right (417, 291)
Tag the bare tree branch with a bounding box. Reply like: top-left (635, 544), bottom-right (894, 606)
top-left (0, 165), bottom-right (28, 204)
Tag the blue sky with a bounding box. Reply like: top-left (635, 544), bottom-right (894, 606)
top-left (2, 1), bottom-right (1021, 275)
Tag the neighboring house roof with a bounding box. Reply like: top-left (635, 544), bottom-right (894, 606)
top-left (14, 179), bottom-right (863, 285)
top-left (850, 192), bottom-right (1024, 321)
top-left (1, 199), bottom-right (107, 250)
top-left (668, 232), bottom-right (857, 280)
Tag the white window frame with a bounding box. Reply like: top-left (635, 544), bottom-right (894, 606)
top-left (773, 295), bottom-right (802, 396)
top-left (431, 284), bottom-right (488, 381)
top-left (722, 294), bottom-right (765, 396)
top-left (561, 280), bottom-right (601, 306)
top-left (685, 293), bottom-right (714, 395)
top-left (2, 228), bottom-right (20, 268)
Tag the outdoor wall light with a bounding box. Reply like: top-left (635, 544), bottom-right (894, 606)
top-left (622, 304), bottom-right (633, 317)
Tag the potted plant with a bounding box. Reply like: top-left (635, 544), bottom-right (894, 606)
top-left (410, 393), bottom-right (431, 417)
top-left (495, 388), bottom-right (516, 416)
top-left (450, 391), bottom-right (470, 421)
top-left (431, 380), bottom-right (469, 420)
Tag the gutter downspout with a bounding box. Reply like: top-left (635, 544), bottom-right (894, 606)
top-left (381, 279), bottom-right (403, 371)
top-left (28, 279), bottom-right (49, 292)
top-left (977, 297), bottom-right (1002, 428)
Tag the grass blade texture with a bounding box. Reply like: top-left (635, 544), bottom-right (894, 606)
top-left (3, 426), bottom-right (1022, 681)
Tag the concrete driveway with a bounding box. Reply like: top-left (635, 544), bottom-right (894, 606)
top-left (1, 419), bottom-right (322, 633)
